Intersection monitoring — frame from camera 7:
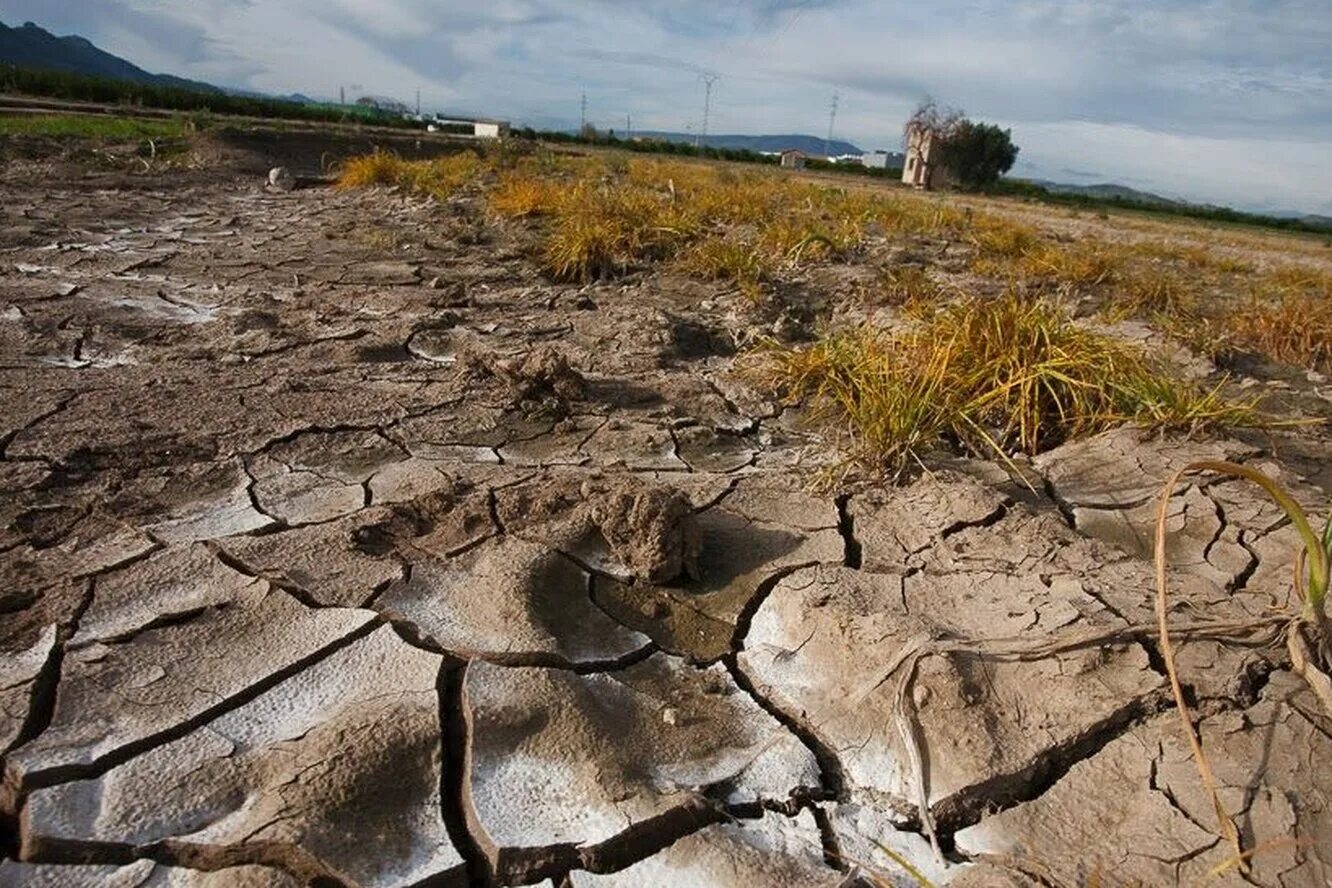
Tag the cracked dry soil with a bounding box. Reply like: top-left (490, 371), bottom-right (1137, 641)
top-left (1, 133), bottom-right (1330, 888)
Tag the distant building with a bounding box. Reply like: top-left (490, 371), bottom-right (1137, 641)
top-left (902, 126), bottom-right (954, 188)
top-left (862, 150), bottom-right (904, 170)
top-left (779, 149), bottom-right (807, 169)
top-left (830, 153), bottom-right (864, 166)
top-left (427, 116), bottom-right (510, 139)
top-left (472, 120), bottom-right (508, 139)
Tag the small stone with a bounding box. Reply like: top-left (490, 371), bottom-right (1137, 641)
top-left (267, 167), bottom-right (296, 191)
top-left (661, 707), bottom-right (679, 726)
top-left (912, 683), bottom-right (931, 708)
top-left (428, 276), bottom-right (443, 289)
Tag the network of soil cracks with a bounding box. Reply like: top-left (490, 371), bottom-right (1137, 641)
top-left (1, 130), bottom-right (1329, 887)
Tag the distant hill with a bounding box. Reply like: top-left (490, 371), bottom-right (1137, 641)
top-left (0, 19), bottom-right (219, 93)
top-left (1025, 179), bottom-right (1180, 206)
top-left (633, 131), bottom-right (864, 157)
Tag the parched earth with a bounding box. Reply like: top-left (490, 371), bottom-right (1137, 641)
top-left (1, 134), bottom-right (1330, 887)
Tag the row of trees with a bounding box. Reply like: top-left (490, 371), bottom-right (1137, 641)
top-left (0, 64), bottom-right (416, 129)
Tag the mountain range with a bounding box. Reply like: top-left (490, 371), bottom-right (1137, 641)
top-left (631, 131), bottom-right (865, 157)
top-left (0, 19), bottom-right (218, 92)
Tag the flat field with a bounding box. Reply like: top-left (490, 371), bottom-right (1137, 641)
top-left (1, 119), bottom-right (1330, 887)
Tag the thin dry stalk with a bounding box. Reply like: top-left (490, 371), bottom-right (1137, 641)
top-left (1154, 464), bottom-right (1246, 870)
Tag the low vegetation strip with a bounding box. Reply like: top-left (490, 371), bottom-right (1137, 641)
top-left (0, 112), bottom-right (187, 139)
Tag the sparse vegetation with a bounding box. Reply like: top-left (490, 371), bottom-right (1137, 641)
top-left (1226, 266), bottom-right (1332, 370)
top-left (334, 147), bottom-right (1332, 392)
top-left (0, 112), bottom-right (188, 139)
top-left (755, 291), bottom-right (1258, 474)
top-left (336, 150), bottom-right (483, 200)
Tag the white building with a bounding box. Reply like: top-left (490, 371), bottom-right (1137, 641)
top-left (862, 150), bottom-right (904, 170)
top-left (427, 116), bottom-right (510, 139)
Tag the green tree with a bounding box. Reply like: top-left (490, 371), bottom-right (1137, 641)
top-left (937, 120), bottom-right (1019, 190)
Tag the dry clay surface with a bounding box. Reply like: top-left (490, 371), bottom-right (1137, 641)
top-left (1, 157), bottom-right (1330, 888)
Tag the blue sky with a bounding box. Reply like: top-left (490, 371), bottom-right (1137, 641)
top-left (6, 0), bottom-right (1332, 214)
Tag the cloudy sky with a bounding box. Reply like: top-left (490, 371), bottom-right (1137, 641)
top-left (7, 0), bottom-right (1332, 214)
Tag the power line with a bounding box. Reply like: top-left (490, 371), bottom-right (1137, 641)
top-left (698, 72), bottom-right (720, 148)
top-left (824, 90), bottom-right (839, 158)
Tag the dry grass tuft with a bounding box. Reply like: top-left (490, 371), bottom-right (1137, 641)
top-left (680, 237), bottom-right (768, 301)
top-left (488, 172), bottom-right (564, 218)
top-left (336, 150), bottom-right (408, 189)
top-left (755, 291), bottom-right (1258, 473)
top-left (337, 150), bottom-right (483, 200)
top-left (1225, 266), bottom-right (1332, 370)
top-left (1113, 269), bottom-right (1196, 318)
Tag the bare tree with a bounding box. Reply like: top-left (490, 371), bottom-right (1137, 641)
top-left (903, 99), bottom-right (964, 188)
top-left (903, 99), bottom-right (964, 145)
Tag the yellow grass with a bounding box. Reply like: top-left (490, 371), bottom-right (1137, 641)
top-left (754, 291), bottom-right (1258, 473)
top-left (337, 150), bottom-right (484, 200)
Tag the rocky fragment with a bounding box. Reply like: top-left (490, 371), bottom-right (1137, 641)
top-left (0, 860), bottom-right (304, 887)
top-left (72, 543), bottom-right (258, 645)
top-left (569, 810), bottom-right (842, 887)
top-left (739, 563), bottom-right (1163, 821)
top-left (21, 626), bottom-right (463, 888)
top-left (585, 478), bottom-right (701, 584)
top-left (0, 625), bottom-right (57, 752)
top-left (463, 654), bottom-right (821, 883)
top-left (375, 537), bottom-right (650, 665)
top-left (267, 167), bottom-right (295, 192)
top-left (5, 585), bottom-right (373, 784)
top-left (465, 343), bottom-right (585, 404)
top-left (497, 474), bottom-right (703, 584)
top-left (595, 493), bottom-right (844, 659)
top-left (145, 459), bottom-right (274, 542)
top-left (848, 470), bottom-right (1009, 571)
top-left (830, 803), bottom-right (952, 887)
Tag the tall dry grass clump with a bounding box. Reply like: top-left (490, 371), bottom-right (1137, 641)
top-left (755, 291), bottom-right (1257, 474)
top-left (337, 150), bottom-right (483, 199)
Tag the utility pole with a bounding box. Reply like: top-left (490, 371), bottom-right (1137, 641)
top-left (340, 85), bottom-right (345, 105)
top-left (824, 91), bottom-right (839, 159)
top-left (697, 73), bottom-right (719, 148)
top-left (626, 112), bottom-right (632, 141)
top-left (580, 92), bottom-right (587, 133)
top-left (416, 88), bottom-right (421, 117)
